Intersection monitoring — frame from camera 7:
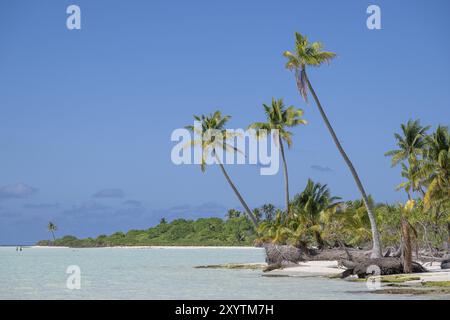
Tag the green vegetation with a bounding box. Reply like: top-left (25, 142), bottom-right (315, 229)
top-left (37, 217), bottom-right (257, 247)
top-left (379, 275), bottom-right (421, 283)
top-left (422, 281), bottom-right (450, 287)
top-left (371, 287), bottom-right (450, 295)
top-left (38, 32), bottom-right (449, 256)
top-left (256, 121), bottom-right (449, 258)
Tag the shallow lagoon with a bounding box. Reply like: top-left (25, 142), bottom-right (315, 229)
top-left (0, 246), bottom-right (447, 299)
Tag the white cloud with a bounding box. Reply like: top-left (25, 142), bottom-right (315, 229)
top-left (0, 183), bottom-right (38, 199)
top-left (92, 188), bottom-right (125, 199)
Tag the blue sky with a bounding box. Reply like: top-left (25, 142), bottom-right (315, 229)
top-left (0, 0), bottom-right (449, 244)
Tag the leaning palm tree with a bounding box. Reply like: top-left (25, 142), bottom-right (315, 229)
top-left (47, 222), bottom-right (57, 241)
top-left (186, 111), bottom-right (259, 227)
top-left (249, 98), bottom-right (307, 217)
top-left (283, 32), bottom-right (382, 258)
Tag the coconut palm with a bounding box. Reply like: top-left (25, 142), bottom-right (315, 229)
top-left (226, 209), bottom-right (242, 219)
top-left (420, 126), bottom-right (450, 208)
top-left (385, 119), bottom-right (430, 168)
top-left (283, 32), bottom-right (382, 258)
top-left (386, 119), bottom-right (430, 270)
top-left (186, 111), bottom-right (259, 227)
top-left (291, 179), bottom-right (341, 248)
top-left (261, 203), bottom-right (276, 221)
top-left (249, 98), bottom-right (307, 217)
top-left (257, 209), bottom-right (290, 244)
top-left (47, 222), bottom-right (57, 241)
top-left (396, 163), bottom-right (423, 200)
top-left (320, 203), bottom-right (371, 259)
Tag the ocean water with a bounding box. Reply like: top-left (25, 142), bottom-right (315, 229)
top-left (0, 246), bottom-right (446, 300)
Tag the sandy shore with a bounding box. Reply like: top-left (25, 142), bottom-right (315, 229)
top-left (31, 245), bottom-right (261, 250)
top-left (264, 260), bottom-right (344, 276)
top-left (264, 260), bottom-right (450, 283)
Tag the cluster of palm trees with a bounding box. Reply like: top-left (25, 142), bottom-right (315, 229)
top-left (257, 181), bottom-right (373, 253)
top-left (186, 31), bottom-right (386, 258)
top-left (385, 120), bottom-right (450, 270)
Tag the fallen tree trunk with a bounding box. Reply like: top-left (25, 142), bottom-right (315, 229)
top-left (263, 243), bottom-right (371, 264)
top-left (263, 243), bottom-right (305, 265)
top-left (307, 248), bottom-right (370, 261)
top-left (339, 257), bottom-right (427, 278)
top-left (441, 259), bottom-right (450, 270)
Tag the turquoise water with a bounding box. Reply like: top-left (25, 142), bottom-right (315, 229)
top-left (0, 246), bottom-right (446, 300)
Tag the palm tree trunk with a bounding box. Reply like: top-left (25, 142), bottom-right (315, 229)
top-left (51, 231), bottom-right (56, 241)
top-left (402, 189), bottom-right (413, 273)
top-left (303, 71), bottom-right (382, 258)
top-left (446, 222), bottom-right (450, 251)
top-left (402, 216), bottom-right (412, 273)
top-left (278, 136), bottom-right (290, 217)
top-left (214, 153), bottom-right (258, 228)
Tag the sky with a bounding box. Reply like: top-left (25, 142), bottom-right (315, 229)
top-left (0, 0), bottom-right (449, 244)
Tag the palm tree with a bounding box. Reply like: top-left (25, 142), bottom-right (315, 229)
top-left (320, 203), bottom-right (371, 260)
top-left (396, 163), bottom-right (425, 199)
top-left (249, 98), bottom-right (307, 217)
top-left (283, 32), bottom-right (382, 258)
top-left (291, 179), bottom-right (341, 248)
top-left (186, 111), bottom-right (259, 227)
top-left (47, 222), bottom-right (57, 241)
top-left (226, 209), bottom-right (241, 219)
top-left (252, 208), bottom-right (263, 222)
top-left (257, 209), bottom-right (289, 244)
top-left (261, 203), bottom-right (276, 221)
top-left (386, 119), bottom-right (430, 270)
top-left (420, 126), bottom-right (450, 209)
top-left (420, 126), bottom-right (450, 250)
top-left (385, 119), bottom-right (430, 168)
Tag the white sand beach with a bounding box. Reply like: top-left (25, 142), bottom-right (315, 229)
top-left (31, 245), bottom-right (261, 250)
top-left (264, 260), bottom-right (450, 284)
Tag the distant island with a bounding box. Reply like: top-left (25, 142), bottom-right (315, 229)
top-left (36, 216), bottom-right (256, 247)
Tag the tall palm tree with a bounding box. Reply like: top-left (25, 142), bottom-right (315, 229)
top-left (283, 32), bottom-right (382, 258)
top-left (47, 222), bottom-right (57, 241)
top-left (386, 119), bottom-right (430, 271)
top-left (291, 179), bottom-right (341, 248)
top-left (249, 98), bottom-right (307, 217)
top-left (186, 111), bottom-right (259, 227)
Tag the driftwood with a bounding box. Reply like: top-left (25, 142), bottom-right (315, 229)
top-left (441, 259), bottom-right (450, 270)
top-left (263, 243), bottom-right (432, 276)
top-left (263, 244), bottom-right (305, 265)
top-left (339, 257), bottom-right (427, 278)
top-left (263, 243), bottom-right (371, 264)
top-left (307, 248), bottom-right (370, 261)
